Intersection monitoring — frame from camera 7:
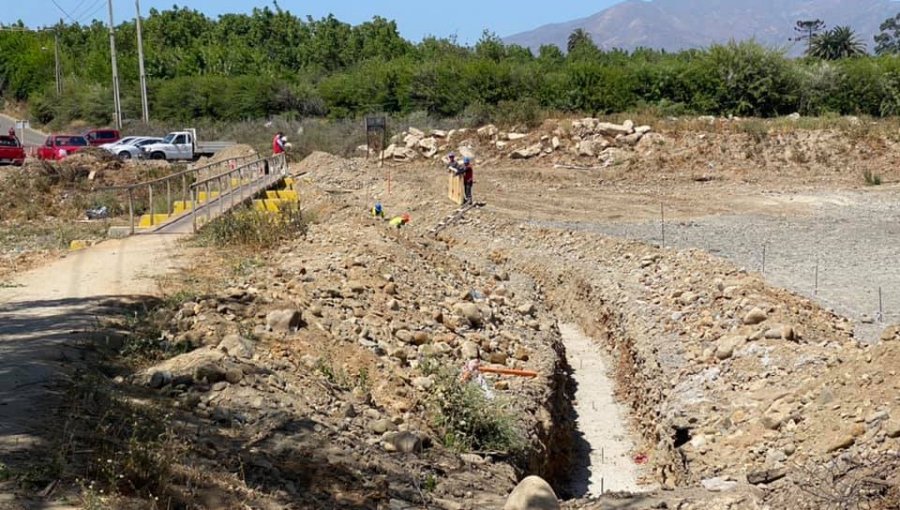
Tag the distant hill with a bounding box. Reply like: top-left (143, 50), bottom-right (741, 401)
top-left (504, 0), bottom-right (900, 55)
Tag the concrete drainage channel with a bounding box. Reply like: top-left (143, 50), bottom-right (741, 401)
top-left (555, 323), bottom-right (646, 498)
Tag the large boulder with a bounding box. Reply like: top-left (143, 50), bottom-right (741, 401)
top-left (477, 124), bottom-right (499, 138)
top-left (418, 137), bottom-right (439, 158)
top-left (453, 302), bottom-right (484, 327)
top-left (503, 476), bottom-right (560, 510)
top-left (510, 143), bottom-right (543, 160)
top-left (404, 133), bottom-right (422, 149)
top-left (218, 334), bottom-right (255, 359)
top-left (266, 309), bottom-right (303, 332)
top-left (595, 122), bottom-right (633, 137)
top-left (389, 146), bottom-right (418, 161)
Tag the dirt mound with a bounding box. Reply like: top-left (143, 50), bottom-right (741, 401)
top-left (294, 151), bottom-right (368, 189)
top-left (206, 144), bottom-right (257, 165)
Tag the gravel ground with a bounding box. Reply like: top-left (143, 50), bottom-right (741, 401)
top-left (532, 187), bottom-right (900, 343)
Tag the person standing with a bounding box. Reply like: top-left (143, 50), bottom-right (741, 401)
top-left (447, 153), bottom-right (462, 172)
top-left (272, 131), bottom-right (286, 155)
top-left (461, 157), bottom-right (474, 205)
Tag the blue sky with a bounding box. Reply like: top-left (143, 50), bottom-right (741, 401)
top-left (5, 0), bottom-right (623, 43)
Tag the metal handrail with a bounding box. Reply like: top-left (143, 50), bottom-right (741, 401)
top-left (107, 153), bottom-right (262, 234)
top-left (190, 153), bottom-right (288, 233)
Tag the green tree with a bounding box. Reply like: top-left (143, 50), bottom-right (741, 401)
top-left (567, 28), bottom-right (595, 54)
top-left (874, 13), bottom-right (900, 55)
top-left (809, 26), bottom-right (867, 60)
top-left (792, 19), bottom-right (826, 54)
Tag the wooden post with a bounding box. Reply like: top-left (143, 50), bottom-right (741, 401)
top-left (128, 188), bottom-right (135, 234)
top-left (166, 179), bottom-right (172, 216)
top-left (191, 186), bottom-right (197, 233)
top-left (148, 184), bottom-right (154, 226)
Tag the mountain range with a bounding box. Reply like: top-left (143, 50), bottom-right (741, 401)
top-left (504, 0), bottom-right (900, 55)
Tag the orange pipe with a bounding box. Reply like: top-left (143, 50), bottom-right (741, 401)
top-left (478, 366), bottom-right (539, 378)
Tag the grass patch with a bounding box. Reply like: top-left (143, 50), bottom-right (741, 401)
top-left (315, 357), bottom-right (371, 391)
top-left (63, 373), bottom-right (181, 504)
top-left (426, 366), bottom-right (525, 455)
top-left (195, 204), bottom-right (311, 249)
top-left (863, 169), bottom-right (883, 186)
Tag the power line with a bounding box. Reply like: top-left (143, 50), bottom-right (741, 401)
top-left (68, 0), bottom-right (93, 19)
top-left (75, 0), bottom-right (106, 23)
top-left (77, 0), bottom-right (108, 24)
top-left (48, 0), bottom-right (78, 23)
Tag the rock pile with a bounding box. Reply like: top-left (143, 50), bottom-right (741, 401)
top-left (381, 119), bottom-right (653, 163)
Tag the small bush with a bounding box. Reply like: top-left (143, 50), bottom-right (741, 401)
top-left (863, 169), bottom-right (883, 185)
top-left (493, 97), bottom-right (544, 128)
top-left (427, 366), bottom-right (525, 455)
top-left (196, 204), bottom-right (310, 248)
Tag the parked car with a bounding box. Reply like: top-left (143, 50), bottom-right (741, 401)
top-left (105, 137), bottom-right (163, 160)
top-left (37, 134), bottom-right (89, 161)
top-left (100, 136), bottom-right (140, 150)
top-left (84, 128), bottom-right (121, 147)
top-left (0, 135), bottom-right (25, 166)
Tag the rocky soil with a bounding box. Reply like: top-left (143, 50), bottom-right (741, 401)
top-left (7, 117), bottom-right (900, 509)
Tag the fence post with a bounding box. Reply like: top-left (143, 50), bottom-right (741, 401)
top-left (166, 179), bottom-right (172, 216)
top-left (148, 184), bottom-right (154, 226)
top-left (191, 186), bottom-right (197, 233)
top-left (128, 188), bottom-right (135, 235)
top-left (182, 173), bottom-right (187, 209)
top-left (205, 182), bottom-right (211, 224)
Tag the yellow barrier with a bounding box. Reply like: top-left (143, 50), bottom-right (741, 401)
top-left (448, 173), bottom-right (464, 205)
top-left (138, 214), bottom-right (171, 228)
top-left (196, 191), bottom-right (220, 202)
top-left (252, 199), bottom-right (287, 213)
top-left (172, 201), bottom-right (195, 214)
top-left (266, 190), bottom-right (299, 201)
top-left (283, 177), bottom-right (295, 188)
top-left (69, 240), bottom-right (88, 251)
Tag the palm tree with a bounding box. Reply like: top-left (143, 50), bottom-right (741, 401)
top-left (567, 28), bottom-right (595, 53)
top-left (808, 26), bottom-right (867, 60)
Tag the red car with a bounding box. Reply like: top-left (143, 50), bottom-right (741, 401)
top-left (84, 128), bottom-right (121, 147)
top-left (37, 134), bottom-right (89, 161)
top-left (0, 135), bottom-right (26, 166)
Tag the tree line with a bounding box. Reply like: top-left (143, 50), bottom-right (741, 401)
top-left (5, 6), bottom-right (900, 127)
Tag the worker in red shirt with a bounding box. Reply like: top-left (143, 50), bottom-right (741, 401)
top-left (272, 132), bottom-right (287, 155)
top-left (460, 157), bottom-right (474, 205)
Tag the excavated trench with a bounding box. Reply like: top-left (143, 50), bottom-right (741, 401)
top-left (558, 322), bottom-right (642, 497)
top-left (513, 272), bottom-right (691, 499)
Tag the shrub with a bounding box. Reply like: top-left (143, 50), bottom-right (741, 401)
top-left (196, 203), bottom-right (310, 248)
top-left (493, 97), bottom-right (544, 129)
top-left (427, 366), bottom-right (525, 455)
top-left (863, 169), bottom-right (883, 185)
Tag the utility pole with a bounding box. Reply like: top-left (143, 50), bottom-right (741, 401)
top-left (135, 0), bottom-right (149, 123)
top-left (54, 31), bottom-right (62, 96)
top-left (107, 0), bottom-right (123, 129)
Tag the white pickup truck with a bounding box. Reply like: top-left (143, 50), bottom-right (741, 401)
top-left (140, 128), bottom-right (235, 161)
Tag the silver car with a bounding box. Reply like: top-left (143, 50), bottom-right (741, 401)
top-left (104, 137), bottom-right (163, 160)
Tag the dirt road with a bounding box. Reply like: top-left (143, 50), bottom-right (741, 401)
top-left (0, 233), bottom-right (186, 468)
